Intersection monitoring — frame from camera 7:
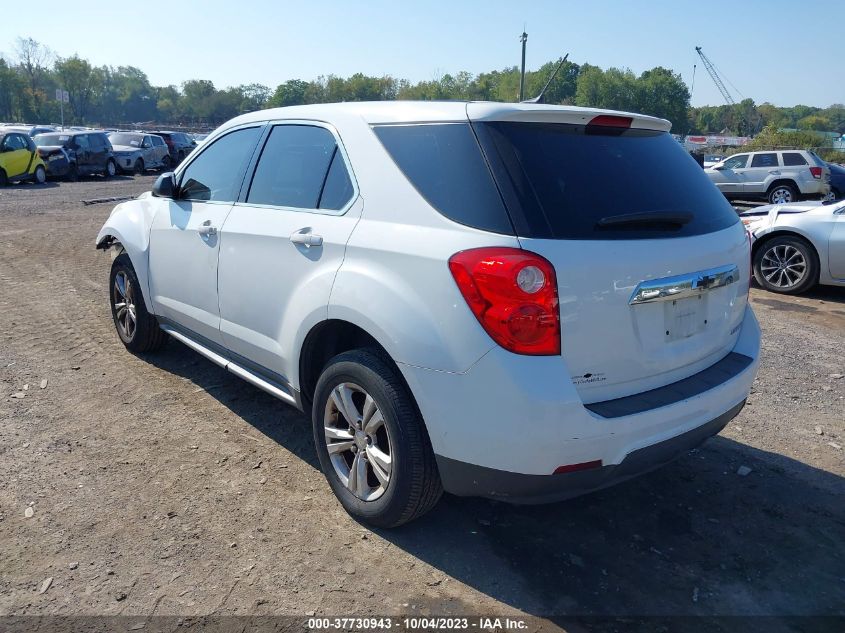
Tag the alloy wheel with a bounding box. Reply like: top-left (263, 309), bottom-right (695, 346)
top-left (323, 382), bottom-right (393, 501)
top-left (760, 244), bottom-right (806, 289)
top-left (770, 187), bottom-right (794, 204)
top-left (113, 271), bottom-right (137, 341)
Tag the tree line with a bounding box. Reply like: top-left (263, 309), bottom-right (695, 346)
top-left (1, 37), bottom-right (843, 137)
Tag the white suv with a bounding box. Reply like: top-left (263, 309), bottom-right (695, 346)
top-left (706, 149), bottom-right (831, 204)
top-left (96, 102), bottom-right (761, 527)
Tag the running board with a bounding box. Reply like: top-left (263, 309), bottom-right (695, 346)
top-left (160, 325), bottom-right (299, 406)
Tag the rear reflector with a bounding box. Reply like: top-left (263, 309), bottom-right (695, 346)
top-left (810, 166), bottom-right (822, 179)
top-left (553, 459), bottom-right (602, 475)
top-left (587, 115), bottom-right (633, 128)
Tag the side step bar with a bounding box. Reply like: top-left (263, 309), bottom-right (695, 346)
top-left (160, 325), bottom-right (299, 407)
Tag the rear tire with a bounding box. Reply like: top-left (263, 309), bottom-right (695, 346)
top-left (104, 159), bottom-right (117, 178)
top-left (753, 235), bottom-right (818, 295)
top-left (109, 253), bottom-right (168, 353)
top-left (312, 349), bottom-right (442, 527)
top-left (0, 169), bottom-right (7, 187)
top-left (33, 164), bottom-right (46, 184)
top-left (134, 159), bottom-right (145, 175)
top-left (66, 163), bottom-right (79, 182)
top-left (161, 155), bottom-right (171, 171)
top-left (767, 183), bottom-right (798, 204)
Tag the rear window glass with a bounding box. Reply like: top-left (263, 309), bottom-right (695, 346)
top-left (474, 121), bottom-right (739, 240)
top-left (750, 153), bottom-right (778, 168)
top-left (247, 125), bottom-right (336, 209)
top-left (34, 134), bottom-right (70, 146)
top-left (782, 152), bottom-right (807, 166)
top-left (110, 133), bottom-right (142, 147)
top-left (373, 123), bottom-right (513, 235)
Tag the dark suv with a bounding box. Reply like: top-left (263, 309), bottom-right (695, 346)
top-left (33, 131), bottom-right (117, 180)
top-left (149, 131), bottom-right (196, 164)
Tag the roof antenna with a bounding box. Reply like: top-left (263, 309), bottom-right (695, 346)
top-left (522, 53), bottom-right (569, 104)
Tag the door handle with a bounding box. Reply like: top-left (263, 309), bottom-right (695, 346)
top-left (198, 220), bottom-right (217, 236)
top-left (290, 230), bottom-right (323, 247)
top-left (768, 170), bottom-right (780, 175)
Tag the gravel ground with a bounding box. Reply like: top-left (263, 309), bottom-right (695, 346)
top-left (0, 177), bottom-right (843, 628)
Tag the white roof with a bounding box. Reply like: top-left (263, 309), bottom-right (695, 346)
top-left (227, 101), bottom-right (672, 131)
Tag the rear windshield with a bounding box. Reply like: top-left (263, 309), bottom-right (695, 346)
top-left (109, 133), bottom-right (142, 147)
top-left (34, 134), bottom-right (70, 146)
top-left (474, 121), bottom-right (740, 240)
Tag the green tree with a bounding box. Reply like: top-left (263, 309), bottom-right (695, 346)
top-left (181, 79), bottom-right (217, 122)
top-left (637, 67), bottom-right (690, 133)
top-left (268, 79), bottom-right (310, 107)
top-left (54, 55), bottom-right (101, 123)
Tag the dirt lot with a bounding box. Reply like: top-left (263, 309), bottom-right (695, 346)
top-left (0, 177), bottom-right (843, 628)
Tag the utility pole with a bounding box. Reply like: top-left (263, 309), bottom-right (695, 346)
top-left (519, 31), bottom-right (527, 102)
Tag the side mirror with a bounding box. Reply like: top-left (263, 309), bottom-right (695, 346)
top-left (152, 172), bottom-right (177, 198)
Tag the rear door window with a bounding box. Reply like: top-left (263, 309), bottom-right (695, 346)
top-left (782, 152), bottom-right (808, 166)
top-left (319, 149), bottom-right (355, 211)
top-left (474, 121), bottom-right (739, 240)
top-left (750, 153), bottom-right (779, 168)
top-left (246, 124), bottom-right (339, 209)
top-left (374, 123), bottom-right (513, 234)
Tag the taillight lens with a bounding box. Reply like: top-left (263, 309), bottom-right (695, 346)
top-left (448, 247), bottom-right (560, 355)
top-left (810, 166), bottom-right (822, 179)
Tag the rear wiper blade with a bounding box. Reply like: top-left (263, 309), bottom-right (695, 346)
top-left (596, 211), bottom-right (693, 228)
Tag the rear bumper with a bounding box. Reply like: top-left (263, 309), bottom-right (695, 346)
top-left (399, 305), bottom-right (760, 499)
top-left (436, 400), bottom-right (744, 503)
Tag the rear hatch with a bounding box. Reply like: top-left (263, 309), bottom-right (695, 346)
top-left (468, 104), bottom-right (749, 403)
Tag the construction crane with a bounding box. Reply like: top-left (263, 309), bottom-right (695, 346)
top-left (695, 46), bottom-right (735, 106)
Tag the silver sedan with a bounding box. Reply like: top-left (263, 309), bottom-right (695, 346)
top-left (742, 201), bottom-right (845, 294)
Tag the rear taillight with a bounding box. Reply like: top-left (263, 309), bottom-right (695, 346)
top-left (587, 115), bottom-right (633, 128)
top-left (448, 247), bottom-right (560, 355)
top-left (810, 166), bottom-right (822, 179)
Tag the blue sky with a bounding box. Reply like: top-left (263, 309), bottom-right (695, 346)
top-left (5, 0), bottom-right (843, 107)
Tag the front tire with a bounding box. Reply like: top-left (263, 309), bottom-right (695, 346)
top-left (33, 165), bottom-right (46, 184)
top-left (767, 183), bottom-right (798, 204)
top-left (0, 169), bottom-right (7, 187)
top-left (753, 235), bottom-right (818, 295)
top-left (104, 159), bottom-right (117, 178)
top-left (109, 254), bottom-right (168, 353)
top-left (312, 349), bottom-right (442, 527)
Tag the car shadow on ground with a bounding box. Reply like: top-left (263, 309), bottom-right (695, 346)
top-left (141, 340), bottom-right (320, 470)
top-left (752, 282), bottom-right (845, 307)
top-left (142, 341), bottom-right (845, 622)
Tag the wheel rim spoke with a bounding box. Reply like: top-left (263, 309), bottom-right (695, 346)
top-left (366, 445), bottom-right (391, 478)
top-left (331, 385), bottom-right (360, 428)
top-left (363, 409), bottom-right (384, 435)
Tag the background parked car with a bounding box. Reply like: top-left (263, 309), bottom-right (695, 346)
top-left (705, 150), bottom-right (831, 204)
top-left (825, 162), bottom-right (844, 201)
top-left (149, 131), bottom-right (196, 164)
top-left (0, 130), bottom-right (47, 185)
top-left (33, 131), bottom-right (117, 180)
top-left (1, 124), bottom-right (57, 138)
top-left (742, 200), bottom-right (845, 294)
top-left (108, 132), bottom-right (172, 174)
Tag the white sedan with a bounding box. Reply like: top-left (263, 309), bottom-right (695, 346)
top-left (743, 200), bottom-right (845, 294)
